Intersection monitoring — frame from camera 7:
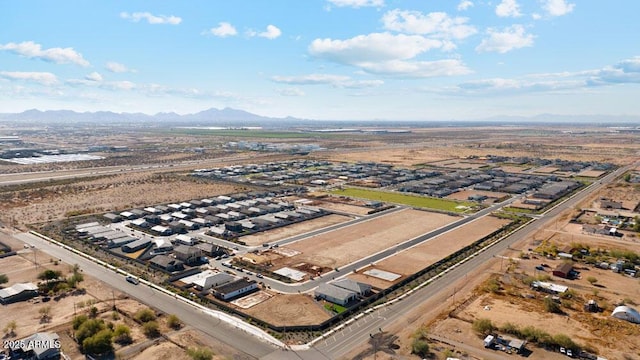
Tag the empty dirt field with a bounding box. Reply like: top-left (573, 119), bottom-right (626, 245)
top-left (281, 208), bottom-right (457, 269)
top-left (0, 172), bottom-right (244, 229)
top-left (307, 200), bottom-right (373, 216)
top-left (242, 293), bottom-right (330, 326)
top-left (239, 213), bottom-right (352, 246)
top-left (355, 215), bottom-right (512, 280)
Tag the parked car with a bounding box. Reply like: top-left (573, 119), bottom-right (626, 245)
top-left (535, 265), bottom-right (545, 271)
top-left (125, 276), bottom-right (139, 285)
top-left (566, 349), bottom-right (573, 357)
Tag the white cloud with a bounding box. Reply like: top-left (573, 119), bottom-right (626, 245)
top-left (271, 74), bottom-right (383, 88)
top-left (120, 12), bottom-right (182, 25)
top-left (355, 59), bottom-right (472, 77)
top-left (326, 0), bottom-right (384, 8)
top-left (310, 32), bottom-right (446, 64)
top-left (0, 71), bottom-right (58, 85)
top-left (475, 25), bottom-right (534, 53)
top-left (541, 0), bottom-right (575, 17)
top-left (85, 72), bottom-right (103, 82)
top-left (455, 77), bottom-right (583, 94)
top-left (258, 25), bottom-right (282, 39)
top-left (457, 1), bottom-right (474, 11)
top-left (496, 0), bottom-right (522, 18)
top-left (277, 88), bottom-right (305, 96)
top-left (381, 10), bottom-right (477, 39)
top-left (105, 62), bottom-right (134, 73)
top-left (0, 41), bottom-right (89, 66)
top-left (588, 56), bottom-right (640, 85)
top-left (309, 32), bottom-right (471, 78)
top-left (204, 22), bottom-right (238, 37)
top-left (445, 56), bottom-right (640, 96)
top-left (531, 13), bottom-right (542, 20)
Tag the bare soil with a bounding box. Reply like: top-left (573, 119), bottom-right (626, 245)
top-left (243, 293), bottom-right (330, 326)
top-left (0, 172), bottom-right (244, 229)
top-left (358, 215), bottom-right (512, 278)
top-left (240, 214), bottom-right (352, 246)
top-left (282, 209), bottom-right (457, 269)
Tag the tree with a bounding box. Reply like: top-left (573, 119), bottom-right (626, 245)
top-left (76, 319), bottom-right (106, 345)
top-left (113, 324), bottom-right (132, 345)
top-left (37, 269), bottom-right (62, 282)
top-left (4, 320), bottom-right (17, 337)
top-left (587, 276), bottom-right (598, 285)
top-left (73, 315), bottom-right (88, 330)
top-left (167, 314), bottom-right (182, 330)
top-left (142, 321), bottom-right (160, 338)
top-left (89, 306), bottom-right (99, 318)
top-left (68, 264), bottom-right (84, 287)
top-left (0, 273), bottom-right (8, 285)
top-left (135, 308), bottom-right (156, 323)
top-left (411, 338), bottom-right (430, 357)
top-left (187, 347), bottom-right (214, 360)
top-left (82, 328), bottom-right (113, 354)
top-left (472, 318), bottom-right (495, 336)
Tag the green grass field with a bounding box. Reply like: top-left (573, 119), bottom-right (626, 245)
top-left (330, 188), bottom-right (475, 213)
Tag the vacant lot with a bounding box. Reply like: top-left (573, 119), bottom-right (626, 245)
top-left (331, 188), bottom-right (473, 213)
top-left (361, 215), bottom-right (512, 278)
top-left (281, 209), bottom-right (457, 269)
top-left (240, 214), bottom-right (351, 246)
top-left (0, 172), bottom-right (243, 229)
top-left (243, 293), bottom-right (330, 326)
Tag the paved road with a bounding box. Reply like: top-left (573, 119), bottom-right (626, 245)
top-left (203, 195), bottom-right (521, 294)
top-left (7, 161), bottom-right (631, 360)
top-left (259, 165), bottom-right (631, 359)
top-left (12, 232), bottom-right (277, 359)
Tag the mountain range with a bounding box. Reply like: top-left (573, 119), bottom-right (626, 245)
top-left (0, 108), bottom-right (638, 126)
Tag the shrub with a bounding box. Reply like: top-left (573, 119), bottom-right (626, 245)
top-left (134, 308), bottom-right (156, 323)
top-left (82, 328), bottom-right (113, 354)
top-left (76, 319), bottom-right (106, 345)
top-left (142, 321), bottom-right (160, 338)
top-left (187, 347), bottom-right (214, 360)
top-left (167, 314), bottom-right (182, 330)
top-left (411, 338), bottom-right (430, 357)
top-left (72, 315), bottom-right (88, 330)
top-left (472, 318), bottom-right (495, 336)
top-left (113, 324), bottom-right (132, 345)
top-left (544, 297), bottom-right (562, 314)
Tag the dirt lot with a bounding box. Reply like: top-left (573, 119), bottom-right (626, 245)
top-left (428, 159), bottom-right (490, 169)
top-left (307, 200), bottom-right (373, 216)
top-left (0, 172), bottom-right (243, 229)
top-left (281, 209), bottom-right (457, 269)
top-left (353, 216), bottom-right (512, 281)
top-left (243, 293), bottom-right (330, 326)
top-left (240, 213), bottom-right (352, 246)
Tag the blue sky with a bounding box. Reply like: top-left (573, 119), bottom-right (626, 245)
top-left (1, 0), bottom-right (639, 120)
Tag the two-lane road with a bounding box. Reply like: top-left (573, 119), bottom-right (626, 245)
top-left (12, 232), bottom-right (277, 359)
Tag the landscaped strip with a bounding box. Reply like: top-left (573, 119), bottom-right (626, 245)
top-left (331, 187), bottom-right (475, 213)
